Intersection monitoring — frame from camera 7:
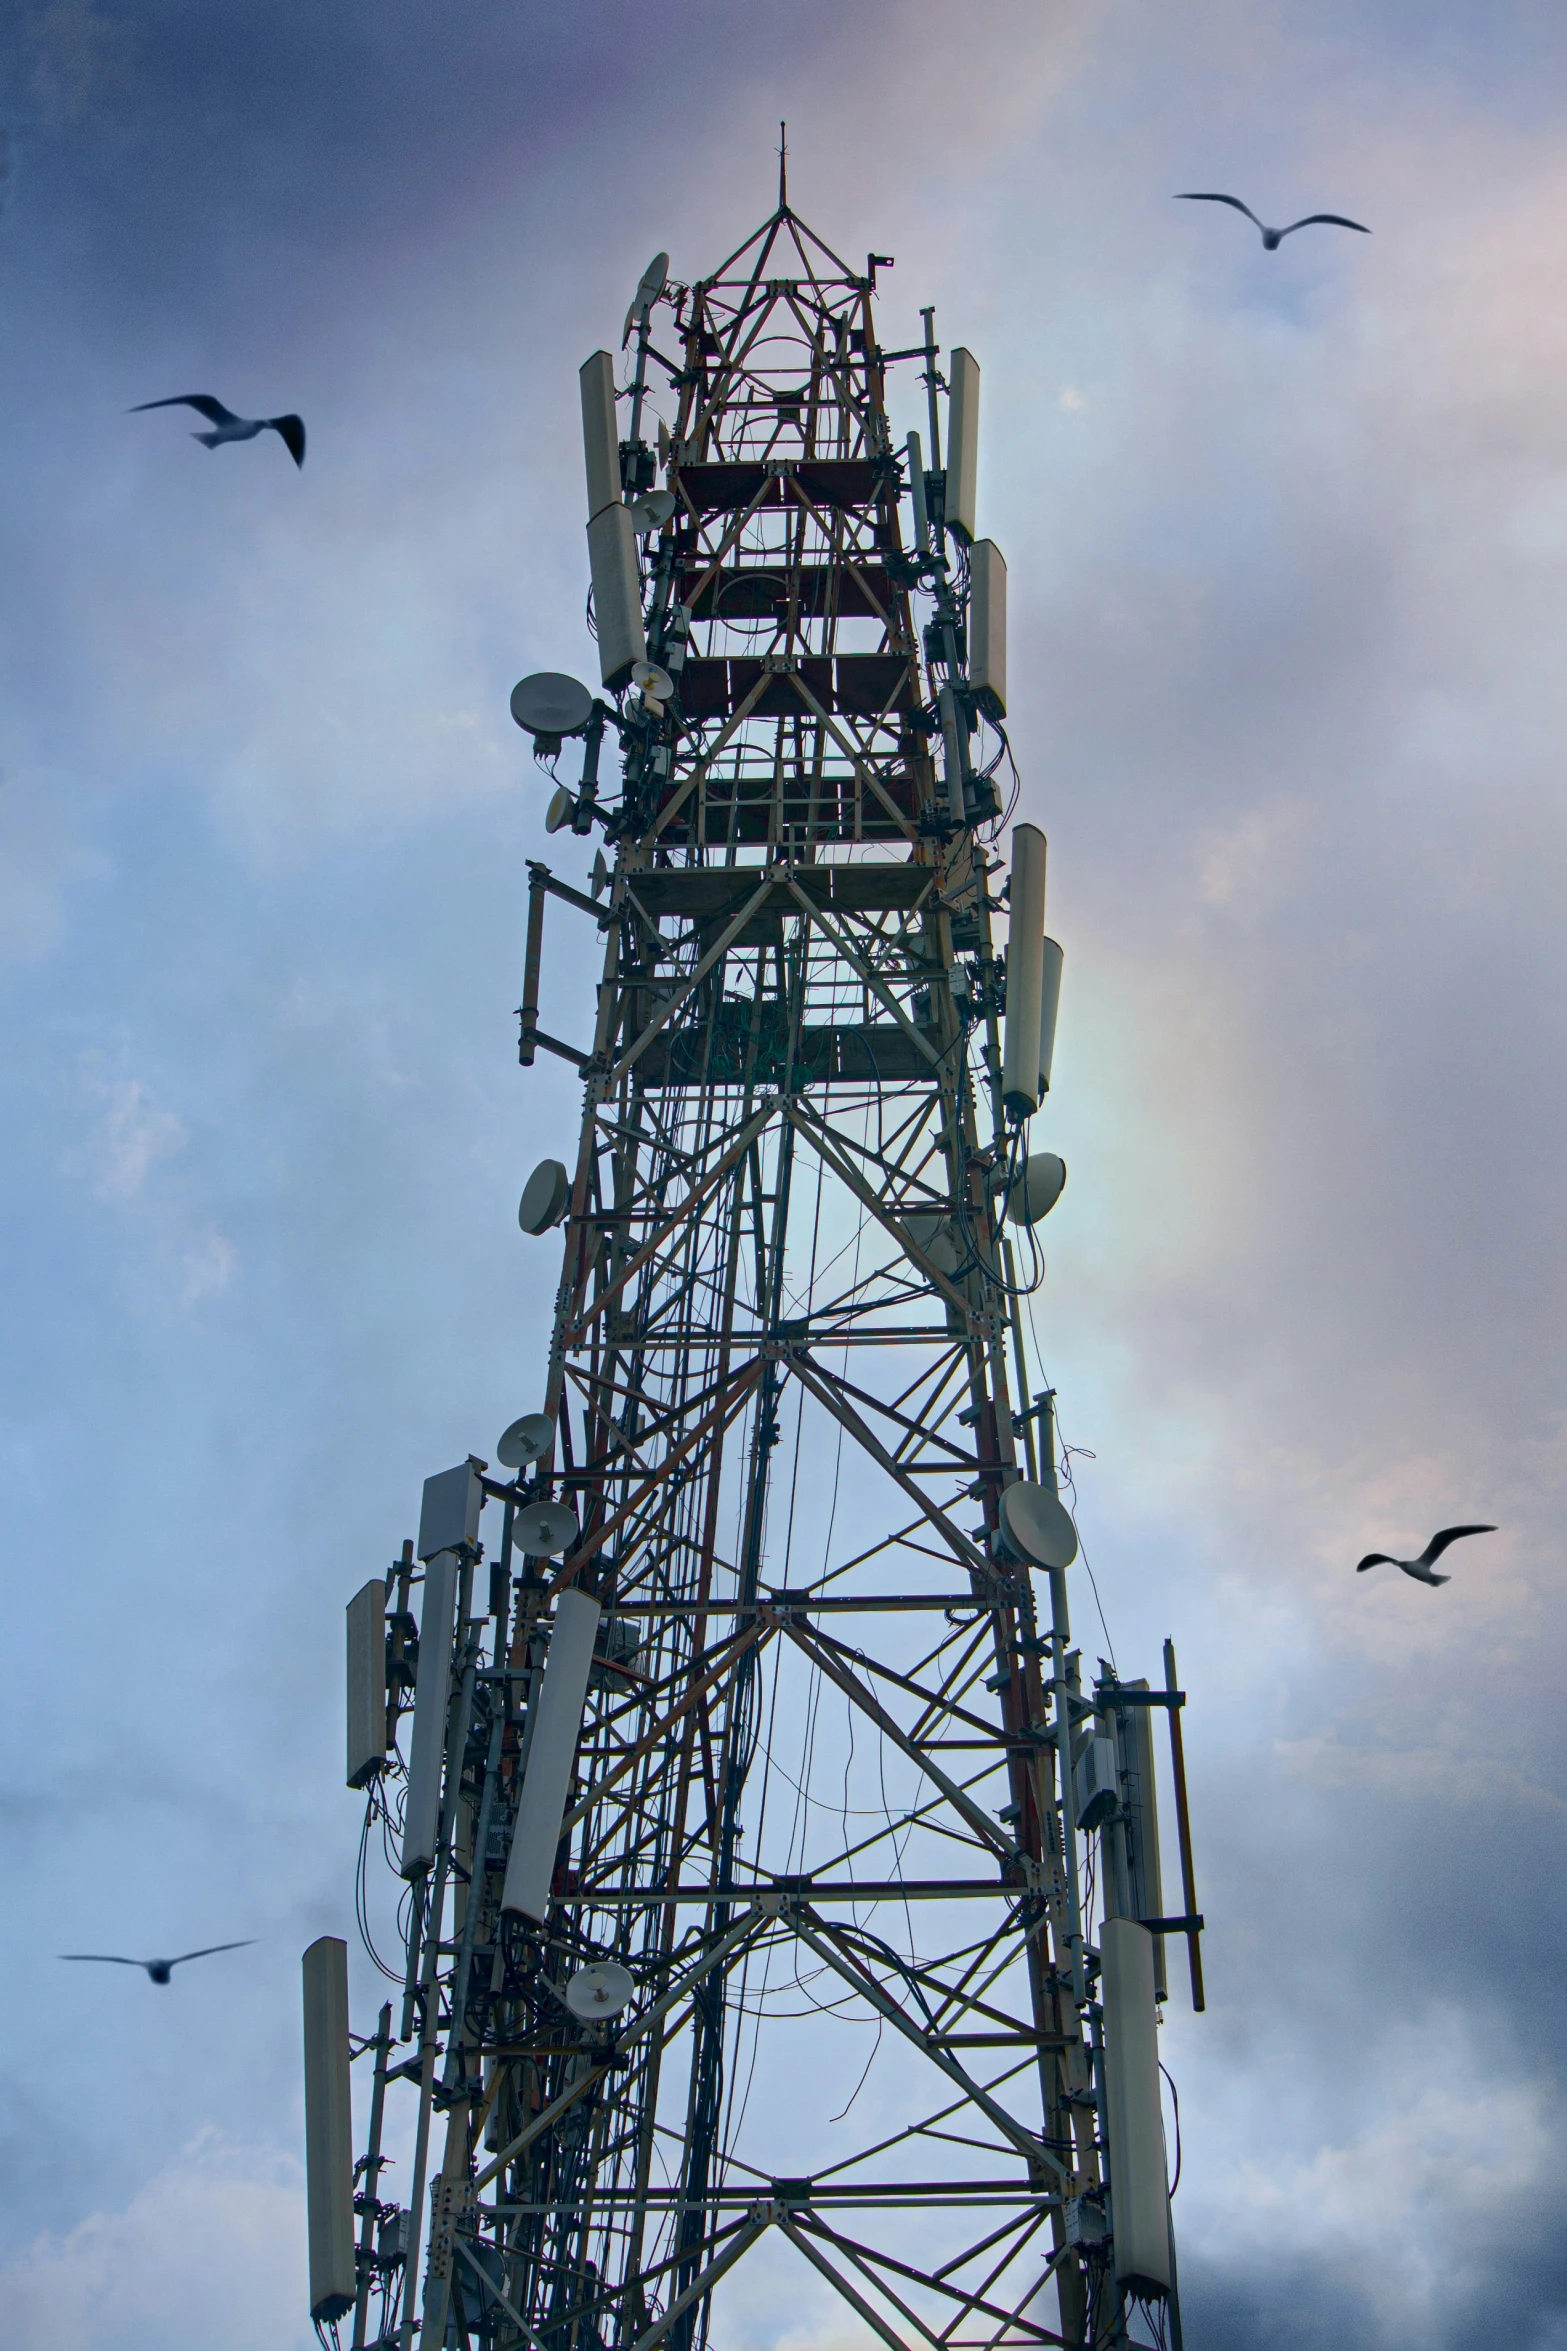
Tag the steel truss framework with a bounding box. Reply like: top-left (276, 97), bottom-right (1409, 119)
top-left (342, 191), bottom-right (1196, 2351)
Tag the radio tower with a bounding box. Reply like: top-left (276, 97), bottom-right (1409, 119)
top-left (302, 166), bottom-right (1206, 2351)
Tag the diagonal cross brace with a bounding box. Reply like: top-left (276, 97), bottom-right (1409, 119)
top-left (787, 1909), bottom-right (1065, 2179)
top-left (565, 1098), bottom-right (779, 1342)
top-left (783, 1350), bottom-right (991, 1578)
top-left (773, 1615), bottom-right (1014, 1861)
top-left (608, 872), bottom-right (779, 1086)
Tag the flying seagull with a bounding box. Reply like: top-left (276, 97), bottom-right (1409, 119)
top-left (1355, 1525), bottom-right (1496, 1587)
top-left (130, 395), bottom-right (305, 468)
top-left (1176, 193), bottom-right (1371, 250)
top-left (59, 1940), bottom-right (255, 1985)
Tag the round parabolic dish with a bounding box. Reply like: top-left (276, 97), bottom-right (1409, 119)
top-left (510, 671), bottom-right (594, 737)
top-left (497, 1412), bottom-right (555, 1470)
top-left (998, 1480), bottom-right (1079, 1570)
top-left (512, 1501), bottom-right (580, 1557)
top-left (518, 1159), bottom-right (570, 1235)
top-left (1007, 1152), bottom-right (1067, 1228)
top-left (903, 1213), bottom-right (960, 1276)
top-left (565, 1961), bottom-right (635, 2020)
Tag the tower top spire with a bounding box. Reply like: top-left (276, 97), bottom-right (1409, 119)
top-left (778, 118), bottom-right (788, 211)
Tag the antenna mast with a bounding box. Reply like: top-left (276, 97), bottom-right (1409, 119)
top-left (306, 192), bottom-right (1205, 2351)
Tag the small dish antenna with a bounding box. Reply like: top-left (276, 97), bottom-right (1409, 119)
top-left (545, 786), bottom-right (576, 833)
top-left (590, 849), bottom-right (609, 899)
top-left (497, 1412), bottom-right (555, 1471)
top-left (903, 1212), bottom-right (960, 1277)
top-left (518, 1158), bottom-right (570, 1235)
top-left (565, 1960), bottom-right (635, 2020)
top-left (995, 1480), bottom-right (1078, 1572)
top-left (631, 660), bottom-right (675, 708)
top-left (622, 251), bottom-right (669, 348)
top-left (512, 1500), bottom-right (580, 1557)
top-left (627, 489), bottom-right (677, 537)
top-left (510, 672), bottom-right (594, 745)
top-left (1005, 1152), bottom-right (1067, 1228)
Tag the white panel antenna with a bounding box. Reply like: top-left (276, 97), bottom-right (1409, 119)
top-left (1100, 1920), bottom-right (1174, 2294)
top-left (401, 1547), bottom-right (459, 1879)
top-left (501, 1587), bottom-right (603, 1920)
top-left (946, 347), bottom-right (980, 542)
top-left (417, 1462), bottom-right (483, 1561)
top-left (999, 824), bottom-right (1047, 1119)
top-left (301, 1936), bottom-right (356, 2324)
top-left (1038, 937), bottom-right (1063, 1095)
top-left (345, 1578), bottom-right (386, 1789)
top-left (968, 539), bottom-right (1006, 717)
top-left (587, 501), bottom-right (648, 691)
top-left (580, 351), bottom-right (621, 521)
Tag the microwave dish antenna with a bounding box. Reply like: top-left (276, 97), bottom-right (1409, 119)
top-left (996, 1478), bottom-right (1078, 1571)
top-left (627, 489), bottom-right (677, 536)
top-left (565, 1960), bottom-right (635, 2020)
top-left (497, 1412), bottom-right (555, 1471)
top-left (622, 251), bottom-right (669, 348)
top-left (1006, 1150), bottom-right (1067, 1227)
top-left (518, 1158), bottom-right (570, 1235)
top-left (511, 1499), bottom-right (580, 1556)
top-left (510, 671), bottom-right (594, 741)
top-left (631, 659), bottom-right (674, 707)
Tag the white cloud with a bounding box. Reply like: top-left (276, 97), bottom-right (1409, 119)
top-left (87, 1074), bottom-right (186, 1201)
top-left (181, 1224), bottom-right (237, 1303)
top-left (0, 2131), bottom-right (311, 2351)
top-left (1186, 2018), bottom-right (1562, 2340)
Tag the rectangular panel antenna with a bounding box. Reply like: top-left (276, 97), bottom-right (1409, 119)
top-left (1039, 937), bottom-right (1063, 1096)
top-left (501, 1586), bottom-right (603, 1920)
top-left (1000, 824), bottom-right (1046, 1118)
top-left (417, 1462), bottom-right (482, 1562)
top-left (968, 539), bottom-right (1006, 717)
top-left (946, 348), bottom-right (980, 542)
top-left (580, 350), bottom-right (621, 521)
top-left (1101, 1918), bottom-right (1173, 2295)
top-left (401, 1548), bottom-right (459, 1878)
top-left (1116, 1679), bottom-right (1166, 1999)
top-left (587, 503), bottom-right (648, 692)
top-left (302, 1936), bottom-right (356, 2324)
top-left (345, 1578), bottom-right (387, 1789)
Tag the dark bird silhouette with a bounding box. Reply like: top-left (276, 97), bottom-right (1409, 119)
top-left (130, 395), bottom-right (305, 468)
top-left (1176, 193), bottom-right (1371, 251)
top-left (1355, 1526), bottom-right (1496, 1587)
top-left (59, 1940), bottom-right (255, 1985)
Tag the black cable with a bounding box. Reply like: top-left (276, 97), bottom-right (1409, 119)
top-left (1160, 2060), bottom-right (1182, 2197)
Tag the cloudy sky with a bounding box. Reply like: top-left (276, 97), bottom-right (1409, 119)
top-left (5, 0), bottom-right (1567, 2344)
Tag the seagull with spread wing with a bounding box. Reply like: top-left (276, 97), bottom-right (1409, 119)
top-left (1355, 1526), bottom-right (1495, 1587)
top-left (130, 395), bottom-right (305, 468)
top-left (1176, 193), bottom-right (1371, 250)
top-left (59, 1940), bottom-right (255, 1985)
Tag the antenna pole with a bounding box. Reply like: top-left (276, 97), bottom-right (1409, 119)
top-left (778, 118), bottom-right (788, 210)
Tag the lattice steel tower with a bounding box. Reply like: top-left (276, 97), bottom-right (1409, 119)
top-left (303, 173), bottom-right (1205, 2351)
